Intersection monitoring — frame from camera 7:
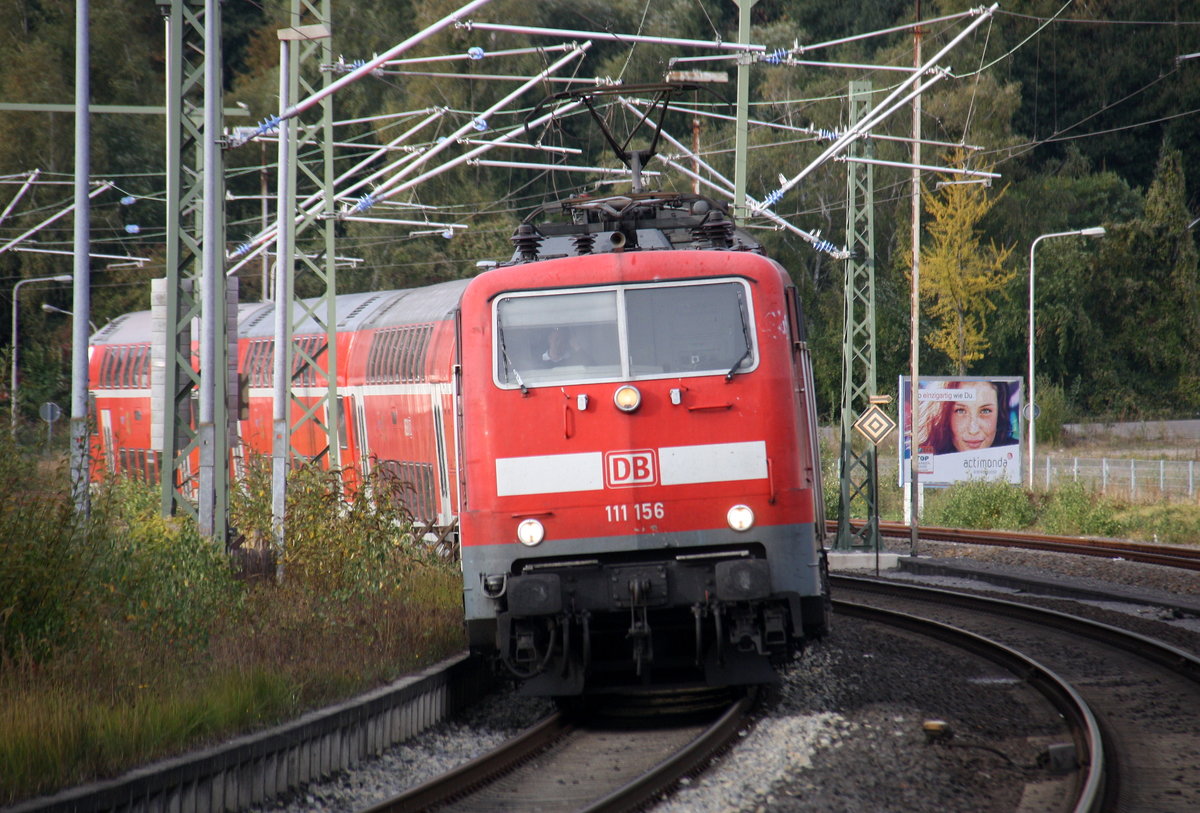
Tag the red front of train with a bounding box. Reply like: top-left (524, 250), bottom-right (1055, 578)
top-left (458, 246), bottom-right (828, 694)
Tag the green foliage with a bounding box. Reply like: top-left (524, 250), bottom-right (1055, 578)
top-left (86, 480), bottom-right (243, 653)
top-left (1037, 481), bottom-right (1124, 538)
top-left (1033, 376), bottom-right (1070, 447)
top-left (0, 442), bottom-right (87, 661)
top-left (0, 439), bottom-right (241, 663)
top-left (231, 459), bottom-right (436, 600)
top-left (1115, 503), bottom-right (1200, 548)
top-left (914, 152), bottom-right (1015, 374)
top-left (923, 479), bottom-right (1036, 531)
top-left (821, 444), bottom-right (841, 523)
top-left (1, 453), bottom-right (465, 806)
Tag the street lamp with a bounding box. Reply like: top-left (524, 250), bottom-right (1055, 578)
top-left (1028, 227), bottom-right (1105, 487)
top-left (42, 303), bottom-right (98, 334)
top-left (10, 274), bottom-right (73, 438)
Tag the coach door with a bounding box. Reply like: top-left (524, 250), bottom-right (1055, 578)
top-left (100, 408), bottom-right (115, 473)
top-left (432, 394), bottom-right (451, 524)
top-left (353, 395), bottom-right (371, 475)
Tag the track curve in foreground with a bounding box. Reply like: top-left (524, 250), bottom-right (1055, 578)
top-left (835, 575), bottom-right (1200, 812)
top-left (832, 596), bottom-right (1104, 813)
top-left (364, 693), bottom-right (752, 813)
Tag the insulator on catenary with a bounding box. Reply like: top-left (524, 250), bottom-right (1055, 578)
top-left (761, 188), bottom-right (785, 208)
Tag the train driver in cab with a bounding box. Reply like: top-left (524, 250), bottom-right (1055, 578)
top-left (541, 326), bottom-right (591, 366)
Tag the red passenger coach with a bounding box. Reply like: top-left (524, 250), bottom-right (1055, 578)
top-left (457, 193), bottom-right (829, 694)
top-left (89, 281), bottom-right (469, 529)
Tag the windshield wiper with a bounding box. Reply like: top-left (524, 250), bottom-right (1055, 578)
top-left (726, 292), bottom-right (753, 382)
top-left (496, 313), bottom-right (528, 394)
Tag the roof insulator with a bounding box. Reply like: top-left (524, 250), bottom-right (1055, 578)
top-left (511, 223), bottom-right (542, 262)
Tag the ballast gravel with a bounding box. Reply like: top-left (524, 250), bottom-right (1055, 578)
top-left (251, 543), bottom-right (1200, 813)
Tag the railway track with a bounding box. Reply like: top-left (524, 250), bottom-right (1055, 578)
top-left (362, 691), bottom-right (752, 813)
top-left (834, 575), bottom-right (1200, 812)
top-left (845, 520), bottom-right (1200, 571)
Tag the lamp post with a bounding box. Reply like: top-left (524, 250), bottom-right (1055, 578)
top-left (10, 274), bottom-right (73, 438)
top-left (1028, 227), bottom-right (1105, 487)
top-left (41, 303), bottom-right (98, 334)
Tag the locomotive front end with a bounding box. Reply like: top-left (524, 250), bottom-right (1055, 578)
top-left (458, 205), bottom-right (828, 695)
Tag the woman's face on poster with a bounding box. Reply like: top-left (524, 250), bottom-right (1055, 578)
top-left (950, 382), bottom-right (999, 451)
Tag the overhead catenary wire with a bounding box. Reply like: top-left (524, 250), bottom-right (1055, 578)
top-left (763, 4), bottom-right (998, 211)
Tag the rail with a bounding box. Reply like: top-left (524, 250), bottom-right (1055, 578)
top-left (829, 520), bottom-right (1200, 571)
top-left (833, 593), bottom-right (1105, 813)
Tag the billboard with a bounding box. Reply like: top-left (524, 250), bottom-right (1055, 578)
top-left (898, 376), bottom-right (1023, 487)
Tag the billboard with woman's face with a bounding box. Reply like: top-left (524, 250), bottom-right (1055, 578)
top-left (898, 376), bottom-right (1023, 486)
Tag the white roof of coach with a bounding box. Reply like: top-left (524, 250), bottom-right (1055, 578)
top-left (91, 278), bottom-right (471, 345)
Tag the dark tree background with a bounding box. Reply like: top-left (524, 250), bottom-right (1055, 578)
top-left (1, 0), bottom-right (1198, 423)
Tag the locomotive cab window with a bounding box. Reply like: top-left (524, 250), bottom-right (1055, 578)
top-left (494, 279), bottom-right (756, 388)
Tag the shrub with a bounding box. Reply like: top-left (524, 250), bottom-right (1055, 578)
top-left (924, 479), bottom-right (1035, 531)
top-left (821, 448), bottom-right (840, 523)
top-left (0, 440), bottom-right (91, 662)
top-left (1034, 376), bottom-right (1071, 447)
top-left (1037, 481), bottom-right (1124, 537)
top-left (231, 459), bottom-right (433, 600)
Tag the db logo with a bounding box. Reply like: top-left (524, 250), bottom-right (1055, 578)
top-left (605, 450), bottom-right (657, 487)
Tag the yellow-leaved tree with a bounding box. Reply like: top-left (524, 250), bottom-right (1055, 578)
top-left (913, 154), bottom-right (1014, 374)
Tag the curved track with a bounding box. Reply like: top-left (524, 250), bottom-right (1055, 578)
top-left (835, 575), bottom-right (1200, 812)
top-left (365, 601), bottom-right (1114, 813)
top-left (362, 693), bottom-right (752, 813)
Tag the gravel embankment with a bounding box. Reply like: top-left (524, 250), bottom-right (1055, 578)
top-left (252, 543), bottom-right (1200, 813)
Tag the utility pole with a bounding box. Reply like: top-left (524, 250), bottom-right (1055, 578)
top-left (908, 1), bottom-right (923, 556)
top-left (70, 0), bottom-right (92, 515)
top-left (732, 0), bottom-right (758, 221)
top-left (197, 0), bottom-right (230, 541)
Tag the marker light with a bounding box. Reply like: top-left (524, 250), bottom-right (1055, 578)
top-left (726, 504), bottom-right (755, 532)
top-left (613, 384), bottom-right (642, 413)
top-left (516, 518), bottom-right (545, 546)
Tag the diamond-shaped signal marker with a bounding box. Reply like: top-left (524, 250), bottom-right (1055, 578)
top-left (853, 404), bottom-right (897, 446)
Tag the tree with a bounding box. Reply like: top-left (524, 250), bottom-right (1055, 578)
top-left (912, 154), bottom-right (1014, 374)
top-left (1077, 143), bottom-right (1200, 416)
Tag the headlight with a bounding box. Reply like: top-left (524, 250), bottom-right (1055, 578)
top-left (726, 504), bottom-right (755, 532)
top-left (613, 384), bottom-right (642, 412)
top-left (516, 518), bottom-right (545, 546)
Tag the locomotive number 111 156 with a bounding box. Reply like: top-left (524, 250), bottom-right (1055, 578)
top-left (604, 502), bottom-right (666, 522)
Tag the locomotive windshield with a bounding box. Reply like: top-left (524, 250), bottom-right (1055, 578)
top-left (494, 279), bottom-right (756, 388)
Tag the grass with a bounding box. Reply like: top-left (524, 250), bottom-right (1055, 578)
top-left (0, 444), bottom-right (465, 807)
top-left (826, 439), bottom-right (1200, 548)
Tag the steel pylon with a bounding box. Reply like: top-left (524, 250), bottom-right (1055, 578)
top-left (158, 0), bottom-right (232, 543)
top-left (835, 81), bottom-right (879, 551)
top-left (279, 0), bottom-right (339, 471)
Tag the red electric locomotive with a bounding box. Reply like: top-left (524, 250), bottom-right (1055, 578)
top-left (457, 193), bottom-right (829, 694)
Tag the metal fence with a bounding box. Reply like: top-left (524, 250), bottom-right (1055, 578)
top-left (1033, 456), bottom-right (1200, 502)
top-left (874, 456), bottom-right (1200, 503)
